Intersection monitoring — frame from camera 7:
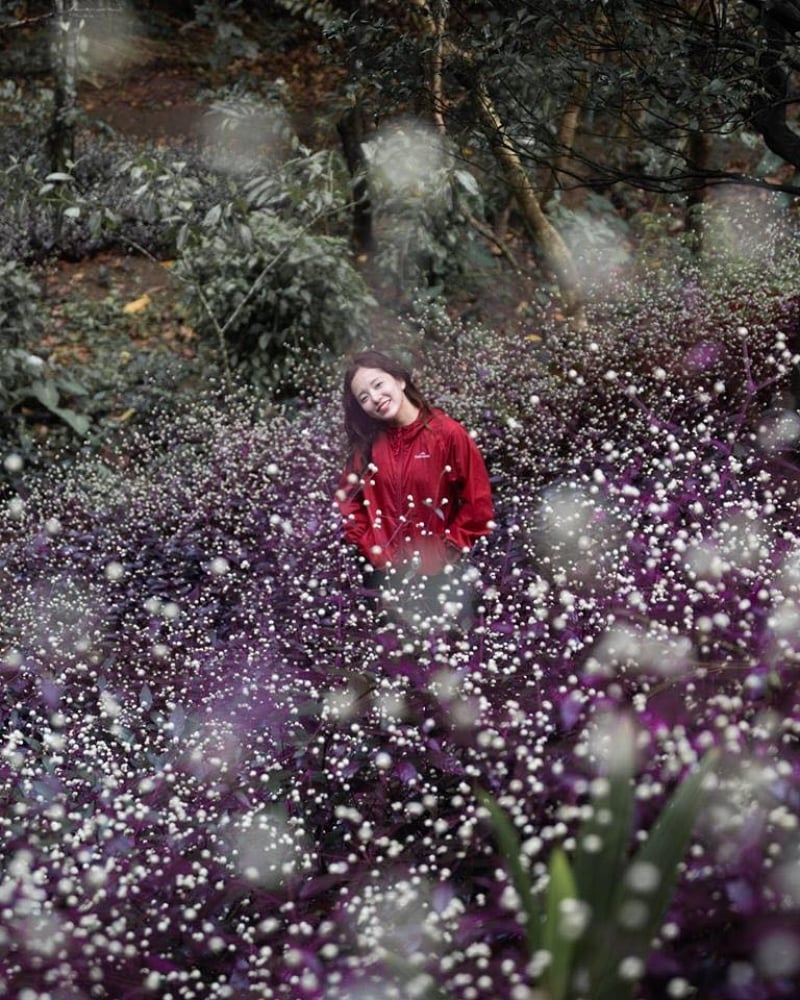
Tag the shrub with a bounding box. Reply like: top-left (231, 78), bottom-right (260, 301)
top-left (175, 207), bottom-right (376, 395)
top-left (0, 131), bottom-right (227, 261)
top-left (0, 257), bottom-right (42, 344)
top-left (0, 264), bottom-right (90, 452)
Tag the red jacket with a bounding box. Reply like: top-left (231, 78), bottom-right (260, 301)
top-left (336, 408), bottom-right (493, 576)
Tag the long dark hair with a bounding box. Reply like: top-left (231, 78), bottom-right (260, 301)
top-left (342, 349), bottom-right (429, 461)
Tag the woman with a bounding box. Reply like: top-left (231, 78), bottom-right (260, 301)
top-left (335, 350), bottom-right (493, 598)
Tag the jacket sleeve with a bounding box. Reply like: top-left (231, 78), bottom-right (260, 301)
top-left (443, 425), bottom-right (494, 555)
top-left (335, 460), bottom-right (370, 548)
top-left (335, 459), bottom-right (390, 569)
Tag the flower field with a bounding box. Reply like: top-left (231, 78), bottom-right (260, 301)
top-left (1, 265), bottom-right (799, 999)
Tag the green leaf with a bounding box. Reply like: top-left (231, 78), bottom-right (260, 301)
top-left (176, 222), bottom-right (190, 251)
top-left (543, 847), bottom-right (578, 1000)
top-left (29, 379), bottom-right (59, 411)
top-left (52, 407), bottom-right (90, 437)
top-left (88, 209), bottom-right (103, 237)
top-left (591, 750), bottom-right (719, 1000)
top-left (572, 716), bottom-right (636, 974)
top-left (238, 222), bottom-right (253, 251)
top-left (476, 787), bottom-right (541, 952)
top-left (55, 377), bottom-right (89, 397)
top-left (27, 381), bottom-right (89, 436)
top-left (454, 169), bottom-right (480, 198)
top-left (203, 203), bottom-right (223, 226)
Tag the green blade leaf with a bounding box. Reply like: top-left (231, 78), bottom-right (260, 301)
top-left (543, 846), bottom-right (579, 1000)
top-left (52, 407), bottom-right (90, 437)
top-left (476, 787), bottom-right (541, 952)
top-left (591, 749), bottom-right (719, 1000)
top-left (27, 382), bottom-right (90, 436)
top-left (572, 716), bottom-right (636, 975)
top-left (28, 379), bottom-right (60, 412)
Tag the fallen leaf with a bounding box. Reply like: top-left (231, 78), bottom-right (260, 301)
top-left (122, 294), bottom-right (151, 314)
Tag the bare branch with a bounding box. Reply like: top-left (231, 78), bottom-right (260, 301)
top-left (0, 7), bottom-right (120, 32)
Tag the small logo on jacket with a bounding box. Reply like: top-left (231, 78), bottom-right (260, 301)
top-left (414, 451), bottom-right (431, 459)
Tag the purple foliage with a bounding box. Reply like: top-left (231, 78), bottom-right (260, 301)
top-left (0, 271), bottom-right (799, 999)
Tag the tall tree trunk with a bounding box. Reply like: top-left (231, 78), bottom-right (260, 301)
top-left (337, 0), bottom-right (375, 255)
top-left (474, 82), bottom-right (587, 330)
top-left (409, 0), bottom-right (448, 130)
top-left (337, 103), bottom-right (374, 255)
top-left (49, 0), bottom-right (79, 174)
top-left (542, 71), bottom-right (589, 208)
top-left (685, 129), bottom-right (713, 250)
top-left (750, 3), bottom-right (800, 170)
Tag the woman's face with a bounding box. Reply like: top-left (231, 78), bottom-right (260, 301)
top-left (350, 366), bottom-right (418, 426)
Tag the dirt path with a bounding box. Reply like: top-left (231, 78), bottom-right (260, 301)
top-left (83, 67), bottom-right (207, 145)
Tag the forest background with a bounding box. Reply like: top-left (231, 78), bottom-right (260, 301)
top-left (1, 2), bottom-right (800, 1000)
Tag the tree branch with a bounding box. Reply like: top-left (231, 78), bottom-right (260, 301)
top-left (0, 7), bottom-right (120, 32)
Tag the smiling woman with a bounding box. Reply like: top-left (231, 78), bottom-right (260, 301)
top-left (335, 349), bottom-right (494, 624)
top-left (349, 365), bottom-right (419, 427)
